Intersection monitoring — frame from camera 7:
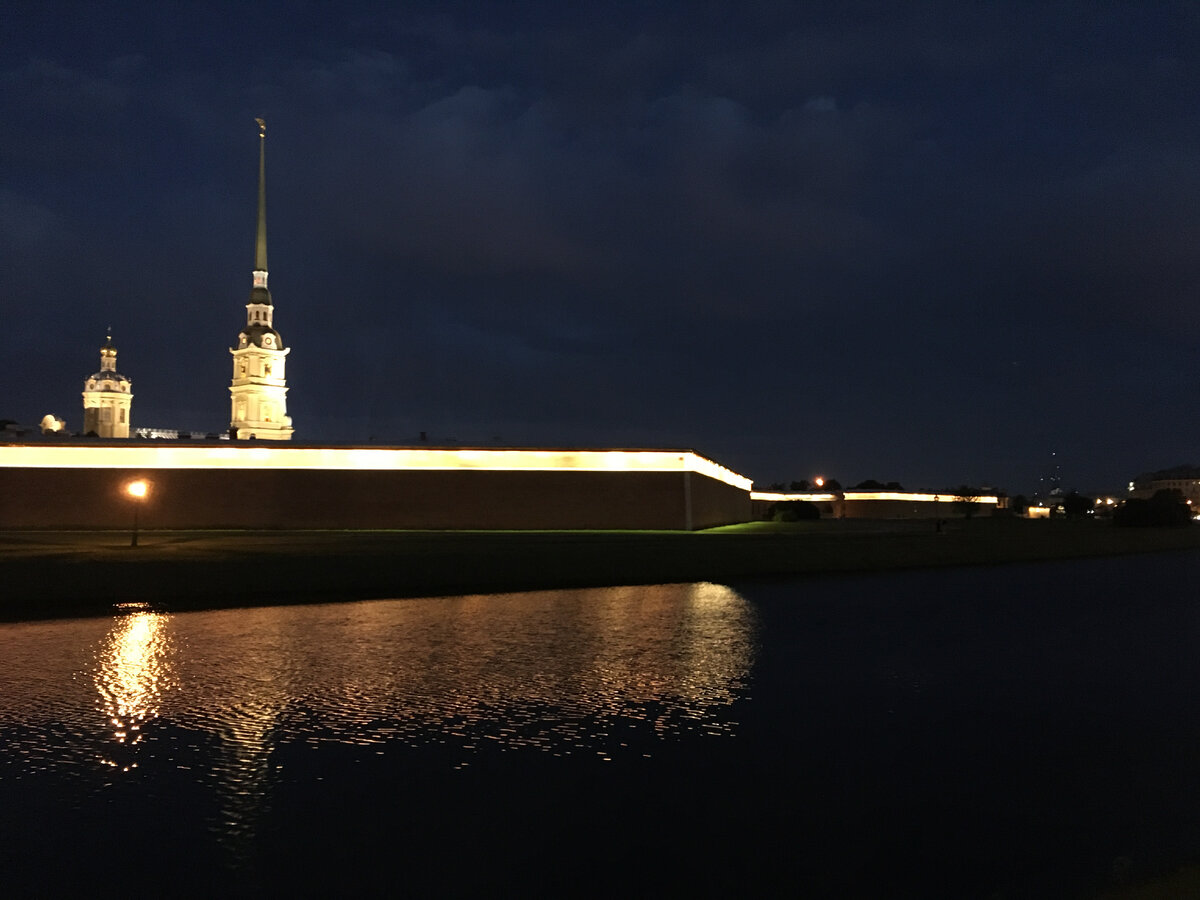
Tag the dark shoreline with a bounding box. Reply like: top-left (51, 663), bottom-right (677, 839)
top-left (5, 518), bottom-right (1200, 621)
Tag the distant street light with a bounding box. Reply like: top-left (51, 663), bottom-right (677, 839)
top-left (814, 476), bottom-right (825, 488)
top-left (125, 479), bottom-right (150, 547)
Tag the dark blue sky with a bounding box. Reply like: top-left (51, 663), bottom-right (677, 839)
top-left (5, 1), bottom-right (1200, 493)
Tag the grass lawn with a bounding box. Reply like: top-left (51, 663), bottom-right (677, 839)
top-left (3, 517), bottom-right (1199, 619)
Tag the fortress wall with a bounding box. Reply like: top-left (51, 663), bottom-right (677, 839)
top-left (0, 465), bottom-right (751, 531)
top-left (841, 498), bottom-right (997, 519)
top-left (686, 472), bottom-right (755, 529)
top-left (751, 494), bottom-right (999, 520)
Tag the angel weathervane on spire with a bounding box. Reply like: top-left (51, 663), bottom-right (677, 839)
top-left (256, 117), bottom-right (266, 137)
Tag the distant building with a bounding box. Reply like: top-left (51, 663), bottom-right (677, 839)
top-left (132, 427), bottom-right (230, 441)
top-left (81, 334), bottom-right (132, 438)
top-left (1128, 465), bottom-right (1200, 503)
top-left (229, 118), bottom-right (293, 441)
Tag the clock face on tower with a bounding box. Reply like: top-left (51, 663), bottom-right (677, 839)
top-left (263, 335), bottom-right (274, 348)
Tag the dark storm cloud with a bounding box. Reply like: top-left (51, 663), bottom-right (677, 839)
top-left (5, 1), bottom-right (1200, 490)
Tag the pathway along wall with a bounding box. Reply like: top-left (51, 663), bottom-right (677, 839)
top-left (0, 465), bottom-right (751, 531)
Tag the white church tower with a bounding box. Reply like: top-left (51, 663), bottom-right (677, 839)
top-left (229, 118), bottom-right (294, 440)
top-left (82, 333), bottom-right (132, 437)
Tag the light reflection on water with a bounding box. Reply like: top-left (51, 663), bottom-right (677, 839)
top-left (9, 553), bottom-right (1200, 898)
top-left (0, 582), bottom-right (755, 845)
top-left (95, 606), bottom-right (174, 769)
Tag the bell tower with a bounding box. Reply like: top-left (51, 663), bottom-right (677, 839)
top-left (82, 333), bottom-right (133, 438)
top-left (229, 118), bottom-right (294, 440)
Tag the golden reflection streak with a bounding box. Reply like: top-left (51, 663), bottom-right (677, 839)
top-left (291, 581), bottom-right (757, 756)
top-left (89, 583), bottom-right (753, 782)
top-left (94, 609), bottom-right (173, 769)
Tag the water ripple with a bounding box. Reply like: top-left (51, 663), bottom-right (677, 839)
top-left (0, 582), bottom-right (756, 821)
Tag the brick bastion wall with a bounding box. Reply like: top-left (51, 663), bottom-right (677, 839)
top-left (0, 445), bottom-right (754, 531)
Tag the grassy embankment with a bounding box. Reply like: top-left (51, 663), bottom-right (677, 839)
top-left (3, 517), bottom-right (1200, 620)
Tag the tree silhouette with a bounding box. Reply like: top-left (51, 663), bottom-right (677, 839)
top-left (953, 485), bottom-right (981, 518)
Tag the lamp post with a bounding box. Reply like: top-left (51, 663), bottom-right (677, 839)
top-left (125, 479), bottom-right (149, 547)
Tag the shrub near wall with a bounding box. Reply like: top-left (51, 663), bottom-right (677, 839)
top-left (1114, 490), bottom-right (1192, 527)
top-left (771, 500), bottom-right (820, 521)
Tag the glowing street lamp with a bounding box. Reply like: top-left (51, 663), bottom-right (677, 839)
top-left (125, 479), bottom-right (149, 547)
top-left (813, 476), bottom-right (825, 488)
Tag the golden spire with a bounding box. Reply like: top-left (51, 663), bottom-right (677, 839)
top-left (254, 118), bottom-right (268, 275)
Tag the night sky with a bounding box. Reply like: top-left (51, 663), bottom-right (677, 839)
top-left (6, 2), bottom-right (1200, 494)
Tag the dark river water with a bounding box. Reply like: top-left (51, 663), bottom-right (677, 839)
top-left (2, 553), bottom-right (1199, 898)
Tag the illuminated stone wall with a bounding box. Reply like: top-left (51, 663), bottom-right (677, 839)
top-left (229, 342), bottom-right (292, 440)
top-left (0, 446), bottom-right (753, 531)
